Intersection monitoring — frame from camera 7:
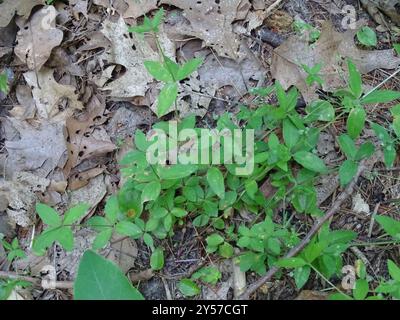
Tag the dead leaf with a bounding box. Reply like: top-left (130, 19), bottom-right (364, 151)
top-left (0, 0), bottom-right (43, 28)
top-left (70, 0), bottom-right (88, 19)
top-left (68, 167), bottom-right (105, 190)
top-left (271, 21), bottom-right (400, 102)
top-left (296, 290), bottom-right (328, 300)
top-left (23, 68), bottom-right (83, 121)
top-left (4, 117), bottom-right (66, 178)
top-left (64, 94), bottom-right (115, 177)
top-left (10, 85), bottom-right (36, 120)
top-left (124, 0), bottom-right (158, 19)
top-left (352, 193), bottom-right (370, 214)
top-left (15, 6), bottom-right (63, 71)
top-left (1, 172), bottom-right (50, 227)
top-left (69, 174), bottom-right (107, 218)
top-left (98, 16), bottom-right (159, 99)
top-left (161, 0), bottom-right (250, 59)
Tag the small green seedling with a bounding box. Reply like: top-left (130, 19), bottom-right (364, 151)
top-left (357, 26), bottom-right (377, 47)
top-left (129, 9), bottom-right (203, 117)
top-left (2, 238), bottom-right (26, 262)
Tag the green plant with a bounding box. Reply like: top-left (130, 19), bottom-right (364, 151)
top-left (26, 17), bottom-right (400, 300)
top-left (302, 63), bottom-right (324, 87)
top-left (337, 133), bottom-right (374, 186)
top-left (276, 224), bottom-right (357, 289)
top-left (357, 26), bottom-right (377, 47)
top-left (0, 279), bottom-right (31, 300)
top-left (293, 20), bottom-right (320, 43)
top-left (375, 260), bottom-right (400, 299)
top-left (32, 203), bottom-right (90, 255)
top-left (178, 266), bottom-right (221, 297)
top-left (74, 250), bottom-right (144, 300)
top-left (2, 238), bottom-right (26, 262)
top-left (128, 9), bottom-right (203, 117)
top-left (0, 72), bottom-right (8, 94)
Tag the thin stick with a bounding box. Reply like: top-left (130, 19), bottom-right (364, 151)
top-left (237, 162), bottom-right (366, 300)
top-left (363, 67), bottom-right (400, 98)
top-left (266, 0), bottom-right (286, 15)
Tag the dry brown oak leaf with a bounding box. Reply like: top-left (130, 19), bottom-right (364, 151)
top-left (271, 21), bottom-right (400, 102)
top-left (15, 6), bottom-right (63, 71)
top-left (161, 0), bottom-right (250, 59)
top-left (0, 0), bottom-right (43, 28)
top-left (23, 67), bottom-right (83, 120)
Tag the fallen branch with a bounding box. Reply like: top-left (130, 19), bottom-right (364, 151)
top-left (237, 162), bottom-right (366, 300)
top-left (0, 271), bottom-right (74, 290)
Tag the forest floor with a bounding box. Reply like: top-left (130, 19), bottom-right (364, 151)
top-left (1, 0), bottom-right (400, 300)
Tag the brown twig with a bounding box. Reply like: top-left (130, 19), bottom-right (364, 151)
top-left (237, 162), bottom-right (366, 300)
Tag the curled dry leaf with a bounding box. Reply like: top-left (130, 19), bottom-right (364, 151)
top-left (161, 0), bottom-right (250, 59)
top-left (271, 21), bottom-right (400, 102)
top-left (0, 0), bottom-right (43, 28)
top-left (23, 68), bottom-right (83, 121)
top-left (15, 6), bottom-right (63, 71)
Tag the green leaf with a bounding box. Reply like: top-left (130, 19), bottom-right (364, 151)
top-left (383, 144), bottom-right (396, 168)
top-left (92, 229), bottom-right (113, 250)
top-left (206, 234), bottom-right (224, 247)
top-left (339, 160), bottom-right (358, 187)
top-left (353, 279), bottom-right (369, 300)
top-left (245, 180), bottom-right (258, 200)
top-left (151, 8), bottom-right (164, 31)
top-left (176, 58), bottom-right (203, 81)
top-left (347, 60), bottom-right (362, 98)
top-left (141, 181), bottom-right (161, 203)
top-left (57, 227), bottom-right (74, 251)
top-left (150, 248), bottom-right (164, 271)
top-left (207, 167), bottom-right (225, 199)
top-left (355, 142), bottom-right (375, 161)
top-left (375, 215), bottom-right (400, 239)
top-left (293, 151), bottom-right (327, 173)
top-left (35, 203), bottom-right (62, 227)
top-left (361, 90), bottom-right (400, 104)
top-left (305, 100), bottom-right (334, 122)
top-left (157, 82), bottom-right (178, 117)
top-left (371, 122), bottom-right (392, 144)
top-left (218, 242), bottom-right (234, 258)
top-left (74, 250), bottom-right (144, 300)
top-left (143, 233), bottom-right (154, 250)
top-left (357, 26), bottom-right (377, 47)
top-left (275, 257), bottom-right (307, 268)
top-left (347, 107), bottom-right (366, 139)
top-left (143, 61), bottom-right (173, 82)
top-left (0, 72), bottom-right (8, 94)
top-left (293, 265), bottom-right (311, 289)
top-left (192, 266), bottom-right (221, 285)
top-left (393, 117), bottom-right (400, 138)
top-left (32, 228), bottom-right (61, 255)
top-left (387, 260), bottom-right (400, 281)
top-left (338, 134), bottom-right (356, 160)
top-left (63, 203), bottom-right (90, 225)
top-left (178, 279), bottom-right (200, 297)
top-left (283, 118), bottom-right (300, 149)
top-left (115, 221), bottom-right (143, 239)
top-left (171, 207), bottom-right (187, 218)
top-left (157, 164), bottom-right (197, 180)
top-left (104, 196), bottom-right (119, 224)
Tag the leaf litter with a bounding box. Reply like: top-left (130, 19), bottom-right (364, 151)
top-left (1, 0), bottom-right (400, 300)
